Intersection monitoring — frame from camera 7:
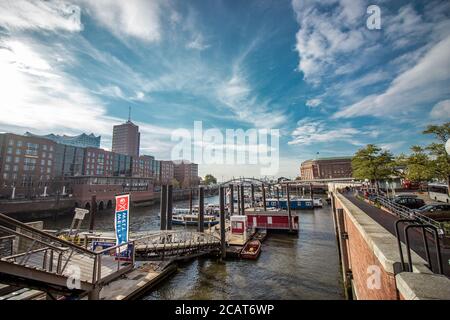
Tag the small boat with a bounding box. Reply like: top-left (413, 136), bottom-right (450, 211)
top-left (172, 213), bottom-right (219, 226)
top-left (241, 240), bottom-right (261, 260)
top-left (252, 230), bottom-right (267, 242)
top-left (313, 198), bottom-right (323, 207)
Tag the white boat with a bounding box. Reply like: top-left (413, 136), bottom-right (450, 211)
top-left (172, 213), bottom-right (219, 226)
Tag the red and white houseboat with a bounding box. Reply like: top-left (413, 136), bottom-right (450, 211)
top-left (246, 210), bottom-right (299, 233)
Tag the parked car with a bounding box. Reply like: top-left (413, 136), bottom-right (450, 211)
top-left (393, 196), bottom-right (425, 209)
top-left (415, 203), bottom-right (450, 214)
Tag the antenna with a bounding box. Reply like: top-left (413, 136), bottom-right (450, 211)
top-left (128, 106), bottom-right (131, 122)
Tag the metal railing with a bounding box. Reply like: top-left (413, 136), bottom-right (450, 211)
top-left (0, 213), bottom-right (134, 290)
top-left (133, 230), bottom-right (220, 260)
top-left (356, 191), bottom-right (445, 235)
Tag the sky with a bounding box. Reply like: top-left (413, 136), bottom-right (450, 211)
top-left (0, 0), bottom-right (449, 181)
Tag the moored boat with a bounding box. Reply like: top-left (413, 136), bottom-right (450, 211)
top-left (241, 240), bottom-right (261, 259)
top-left (172, 213), bottom-right (219, 226)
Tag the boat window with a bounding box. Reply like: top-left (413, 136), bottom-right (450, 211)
top-left (268, 217), bottom-right (272, 224)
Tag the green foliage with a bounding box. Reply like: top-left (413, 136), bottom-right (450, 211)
top-left (352, 144), bottom-right (394, 182)
top-left (423, 123), bottom-right (450, 186)
top-left (171, 178), bottom-right (180, 188)
top-left (396, 146), bottom-right (434, 183)
top-left (203, 174), bottom-right (217, 185)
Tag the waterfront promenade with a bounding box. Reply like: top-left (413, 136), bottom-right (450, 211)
top-left (342, 192), bottom-right (450, 277)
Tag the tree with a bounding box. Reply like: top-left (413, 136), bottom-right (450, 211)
top-left (396, 146), bottom-right (434, 183)
top-left (203, 174), bottom-right (217, 185)
top-left (423, 122), bottom-right (450, 192)
top-left (171, 178), bottom-right (180, 189)
top-left (352, 144), bottom-right (394, 189)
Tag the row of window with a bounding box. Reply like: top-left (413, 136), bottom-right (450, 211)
top-left (8, 139), bottom-right (54, 150)
top-left (6, 147), bottom-right (53, 157)
top-left (2, 173), bottom-right (51, 181)
top-left (4, 157), bottom-right (52, 167)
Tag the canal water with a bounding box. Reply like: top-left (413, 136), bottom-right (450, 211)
top-left (30, 195), bottom-right (344, 300)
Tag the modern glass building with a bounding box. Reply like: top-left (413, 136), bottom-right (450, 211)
top-left (25, 132), bottom-right (101, 148)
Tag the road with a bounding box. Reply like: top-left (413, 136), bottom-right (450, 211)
top-left (342, 192), bottom-right (450, 277)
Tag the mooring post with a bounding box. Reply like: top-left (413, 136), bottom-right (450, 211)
top-left (219, 186), bottom-right (226, 260)
top-left (166, 184), bottom-right (173, 230)
top-left (160, 185), bottom-right (167, 231)
top-left (229, 184), bottom-right (234, 215)
top-left (310, 183), bottom-right (314, 200)
top-left (89, 195), bottom-right (97, 233)
top-left (240, 184), bottom-right (245, 215)
top-left (237, 185), bottom-right (241, 215)
top-left (189, 188), bottom-right (193, 214)
top-left (276, 187), bottom-right (280, 209)
top-left (251, 184), bottom-right (255, 208)
top-left (198, 186), bottom-right (205, 232)
top-left (262, 184), bottom-right (267, 211)
top-left (286, 183), bottom-right (293, 232)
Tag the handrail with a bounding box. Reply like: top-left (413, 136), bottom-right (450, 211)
top-left (357, 191), bottom-right (444, 235)
top-left (0, 213), bottom-right (93, 254)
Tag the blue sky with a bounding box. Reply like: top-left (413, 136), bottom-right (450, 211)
top-left (0, 0), bottom-right (449, 180)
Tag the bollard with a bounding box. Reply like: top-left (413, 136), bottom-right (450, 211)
top-left (219, 186), bottom-right (226, 260)
top-left (160, 185), bottom-right (167, 230)
top-left (166, 185), bottom-right (173, 230)
top-left (198, 187), bottom-right (205, 232)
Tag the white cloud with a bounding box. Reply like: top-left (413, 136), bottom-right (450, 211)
top-left (292, 0), bottom-right (367, 83)
top-left (80, 0), bottom-right (162, 42)
top-left (334, 35), bottom-right (450, 119)
top-left (0, 36), bottom-right (179, 157)
top-left (430, 100), bottom-right (450, 120)
top-left (186, 34), bottom-right (210, 51)
top-left (0, 0), bottom-right (82, 32)
top-left (288, 118), bottom-right (360, 146)
top-left (306, 98), bottom-right (321, 108)
top-left (217, 69), bottom-right (286, 128)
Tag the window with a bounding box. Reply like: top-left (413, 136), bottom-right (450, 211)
top-left (42, 152), bottom-right (46, 158)
top-left (49, 145), bottom-right (53, 151)
top-left (13, 165), bottom-right (18, 172)
top-left (7, 147), bottom-right (12, 154)
top-left (3, 173), bottom-right (8, 179)
top-left (14, 157), bottom-right (20, 164)
top-left (8, 139), bottom-right (14, 146)
top-left (48, 153), bottom-right (53, 159)
top-left (5, 156), bottom-right (12, 163)
top-left (41, 159), bottom-right (45, 165)
top-left (16, 149), bottom-right (21, 155)
top-left (47, 167), bottom-right (51, 173)
top-left (16, 140), bottom-right (23, 147)
top-left (47, 160), bottom-right (52, 166)
top-left (4, 164), bottom-right (10, 171)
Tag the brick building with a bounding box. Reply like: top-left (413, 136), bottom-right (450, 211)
top-left (173, 160), bottom-right (199, 188)
top-left (159, 160), bottom-right (174, 184)
top-left (112, 120), bottom-right (140, 157)
top-left (300, 157), bottom-right (353, 180)
top-left (0, 133), bottom-right (57, 199)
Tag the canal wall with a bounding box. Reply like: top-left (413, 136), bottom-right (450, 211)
top-left (331, 191), bottom-right (450, 300)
